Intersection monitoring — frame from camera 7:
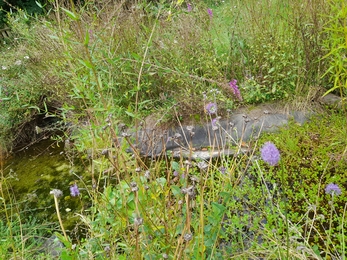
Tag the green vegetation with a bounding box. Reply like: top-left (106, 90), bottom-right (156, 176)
top-left (0, 0), bottom-right (346, 259)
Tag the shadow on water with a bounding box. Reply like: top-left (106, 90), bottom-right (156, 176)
top-left (1, 139), bottom-right (85, 232)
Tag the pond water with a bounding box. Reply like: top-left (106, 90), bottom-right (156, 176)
top-left (2, 140), bottom-right (84, 225)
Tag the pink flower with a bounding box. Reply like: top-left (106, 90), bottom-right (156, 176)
top-left (229, 80), bottom-right (242, 101)
top-left (207, 8), bottom-right (213, 18)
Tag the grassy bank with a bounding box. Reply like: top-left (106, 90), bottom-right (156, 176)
top-left (1, 0), bottom-right (346, 258)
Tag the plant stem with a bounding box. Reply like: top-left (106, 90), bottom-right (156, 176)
top-left (53, 195), bottom-right (68, 241)
top-left (281, 163), bottom-right (290, 259)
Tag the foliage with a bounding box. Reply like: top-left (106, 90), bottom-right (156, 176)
top-left (322, 0), bottom-right (347, 97)
top-left (1, 0), bottom-right (347, 259)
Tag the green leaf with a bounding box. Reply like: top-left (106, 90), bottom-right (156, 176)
top-left (84, 29), bottom-right (89, 46)
top-left (61, 8), bottom-right (79, 21)
top-left (78, 59), bottom-right (93, 69)
top-left (125, 111), bottom-right (135, 117)
top-left (171, 185), bottom-right (181, 197)
top-left (171, 161), bottom-right (180, 171)
top-left (211, 202), bottom-right (226, 216)
top-left (35, 1), bottom-right (43, 8)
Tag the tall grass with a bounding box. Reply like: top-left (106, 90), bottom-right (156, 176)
top-left (1, 0), bottom-right (346, 259)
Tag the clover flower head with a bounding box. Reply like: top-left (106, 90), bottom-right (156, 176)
top-left (229, 79), bottom-right (243, 101)
top-left (325, 183), bottom-right (341, 196)
top-left (206, 102), bottom-right (217, 114)
top-left (70, 184), bottom-right (80, 197)
top-left (260, 142), bottom-right (280, 166)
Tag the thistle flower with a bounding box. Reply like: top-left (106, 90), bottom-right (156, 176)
top-left (229, 79), bottom-right (243, 101)
top-left (70, 184), bottom-right (80, 197)
top-left (325, 183), bottom-right (342, 196)
top-left (260, 142), bottom-right (280, 166)
top-left (206, 102), bottom-right (217, 115)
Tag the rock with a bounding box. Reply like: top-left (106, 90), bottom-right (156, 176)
top-left (39, 235), bottom-right (64, 258)
top-left (131, 103), bottom-right (313, 159)
top-left (319, 93), bottom-right (344, 109)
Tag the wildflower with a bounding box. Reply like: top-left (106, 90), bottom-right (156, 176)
top-left (207, 8), bottom-right (213, 18)
top-left (24, 56), bottom-right (29, 60)
top-left (1, 66), bottom-right (7, 70)
top-left (325, 183), bottom-right (342, 196)
top-left (219, 167), bottom-right (227, 174)
top-left (206, 102), bottom-right (217, 115)
top-left (50, 189), bottom-right (63, 198)
top-left (229, 79), bottom-right (243, 101)
top-left (173, 170), bottom-right (179, 177)
top-left (187, 3), bottom-right (192, 12)
top-left (212, 117), bottom-right (221, 130)
top-left (260, 142), bottom-right (280, 166)
top-left (211, 118), bottom-right (218, 126)
top-left (14, 60), bottom-right (22, 66)
top-left (70, 184), bottom-right (80, 197)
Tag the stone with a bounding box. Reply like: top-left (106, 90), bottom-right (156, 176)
top-left (131, 103), bottom-right (313, 159)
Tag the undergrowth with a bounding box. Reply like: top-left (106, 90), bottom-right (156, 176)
top-left (0, 0), bottom-right (346, 259)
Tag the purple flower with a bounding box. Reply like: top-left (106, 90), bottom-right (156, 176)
top-left (325, 183), bottom-right (342, 196)
top-left (207, 8), bottom-right (213, 18)
top-left (211, 118), bottom-right (219, 130)
top-left (206, 102), bottom-right (217, 114)
top-left (219, 167), bottom-right (226, 174)
top-left (260, 142), bottom-right (280, 166)
top-left (211, 118), bottom-right (218, 126)
top-left (70, 184), bottom-right (80, 197)
top-left (173, 170), bottom-right (179, 177)
top-left (229, 80), bottom-right (243, 101)
top-left (187, 3), bottom-right (192, 12)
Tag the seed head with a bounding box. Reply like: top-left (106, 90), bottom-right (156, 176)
top-left (50, 189), bottom-right (63, 198)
